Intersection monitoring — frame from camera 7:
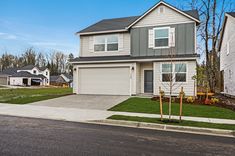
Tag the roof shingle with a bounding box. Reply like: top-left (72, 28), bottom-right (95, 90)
top-left (78, 16), bottom-right (140, 34)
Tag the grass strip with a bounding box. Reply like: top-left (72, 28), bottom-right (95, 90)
top-left (108, 115), bottom-right (235, 130)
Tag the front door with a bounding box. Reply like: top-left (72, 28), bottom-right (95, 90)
top-left (144, 70), bottom-right (153, 93)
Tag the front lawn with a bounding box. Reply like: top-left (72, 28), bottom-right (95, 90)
top-left (109, 97), bottom-right (235, 120)
top-left (0, 88), bottom-right (73, 104)
top-left (108, 115), bottom-right (235, 130)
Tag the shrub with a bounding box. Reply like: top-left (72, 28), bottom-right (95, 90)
top-left (204, 99), bottom-right (212, 105)
top-left (186, 96), bottom-right (194, 103)
top-left (211, 98), bottom-right (219, 104)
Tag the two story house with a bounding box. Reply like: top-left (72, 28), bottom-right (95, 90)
top-left (0, 65), bottom-right (50, 86)
top-left (219, 12), bottom-right (235, 97)
top-left (71, 1), bottom-right (200, 96)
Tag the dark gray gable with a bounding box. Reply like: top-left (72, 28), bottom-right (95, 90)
top-left (0, 67), bottom-right (19, 75)
top-left (183, 10), bottom-right (200, 21)
top-left (227, 12), bottom-right (235, 18)
top-left (78, 16), bottom-right (140, 34)
top-left (20, 65), bottom-right (35, 70)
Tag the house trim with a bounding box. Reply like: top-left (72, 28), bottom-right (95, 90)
top-left (71, 57), bottom-right (198, 64)
top-left (153, 26), bottom-right (171, 49)
top-left (132, 21), bottom-right (195, 28)
top-left (126, 1), bottom-right (200, 29)
top-left (142, 68), bottom-right (154, 94)
top-left (77, 29), bottom-right (128, 36)
top-left (159, 62), bottom-right (189, 84)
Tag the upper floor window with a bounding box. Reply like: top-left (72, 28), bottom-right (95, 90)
top-left (46, 72), bottom-right (48, 76)
top-left (94, 35), bottom-right (118, 52)
top-left (33, 70), bottom-right (36, 74)
top-left (154, 27), bottom-right (169, 48)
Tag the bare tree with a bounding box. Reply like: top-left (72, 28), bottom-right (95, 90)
top-left (36, 52), bottom-right (46, 67)
top-left (189, 0), bottom-right (234, 92)
top-left (22, 47), bottom-right (36, 65)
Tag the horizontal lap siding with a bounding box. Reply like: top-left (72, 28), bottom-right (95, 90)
top-left (134, 4), bottom-right (192, 27)
top-left (154, 61), bottom-right (196, 96)
top-left (80, 33), bottom-right (130, 57)
top-left (220, 16), bottom-right (235, 96)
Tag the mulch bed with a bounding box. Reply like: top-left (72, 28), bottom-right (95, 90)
top-left (151, 96), bottom-right (235, 112)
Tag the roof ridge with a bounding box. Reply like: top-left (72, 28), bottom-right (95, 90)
top-left (101, 15), bottom-right (141, 21)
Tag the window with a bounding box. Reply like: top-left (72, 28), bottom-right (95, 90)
top-left (94, 36), bottom-right (105, 51)
top-left (33, 70), bottom-right (36, 74)
top-left (162, 64), bottom-right (172, 82)
top-left (94, 35), bottom-right (118, 52)
top-left (175, 64), bottom-right (187, 82)
top-left (161, 63), bottom-right (187, 82)
top-left (46, 72), bottom-right (48, 76)
top-left (154, 27), bottom-right (169, 48)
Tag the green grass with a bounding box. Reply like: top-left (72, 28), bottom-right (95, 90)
top-left (109, 97), bottom-right (235, 120)
top-left (108, 115), bottom-right (235, 130)
top-left (0, 86), bottom-right (6, 88)
top-left (0, 88), bottom-right (73, 104)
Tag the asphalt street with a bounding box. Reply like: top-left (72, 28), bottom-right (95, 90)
top-left (0, 115), bottom-right (234, 156)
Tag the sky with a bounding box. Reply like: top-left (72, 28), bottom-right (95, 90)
top-left (0, 0), bottom-right (198, 57)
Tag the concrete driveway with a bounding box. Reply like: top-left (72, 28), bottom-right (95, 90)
top-left (30, 95), bottom-right (129, 110)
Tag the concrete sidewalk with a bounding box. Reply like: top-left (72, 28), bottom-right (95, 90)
top-left (0, 103), bottom-right (234, 124)
top-left (0, 104), bottom-right (113, 122)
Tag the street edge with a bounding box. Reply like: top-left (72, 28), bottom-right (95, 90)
top-left (88, 119), bottom-right (235, 138)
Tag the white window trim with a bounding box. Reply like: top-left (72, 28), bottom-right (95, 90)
top-left (153, 27), bottom-right (170, 49)
top-left (93, 35), bottom-right (119, 52)
top-left (160, 62), bottom-right (188, 83)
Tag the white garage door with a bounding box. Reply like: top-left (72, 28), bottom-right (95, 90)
top-left (79, 67), bottom-right (130, 95)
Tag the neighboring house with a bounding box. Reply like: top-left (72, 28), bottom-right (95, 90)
top-left (0, 68), bottom-right (19, 85)
top-left (50, 73), bottom-right (73, 87)
top-left (0, 65), bottom-right (50, 86)
top-left (71, 1), bottom-right (200, 96)
top-left (219, 12), bottom-right (235, 97)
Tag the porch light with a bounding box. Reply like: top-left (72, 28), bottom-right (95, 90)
top-left (131, 67), bottom-right (134, 71)
top-left (74, 68), bottom-right (77, 71)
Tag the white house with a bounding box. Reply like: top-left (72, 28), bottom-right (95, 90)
top-left (71, 1), bottom-right (200, 96)
top-left (219, 12), bottom-right (235, 97)
top-left (0, 65), bottom-right (50, 86)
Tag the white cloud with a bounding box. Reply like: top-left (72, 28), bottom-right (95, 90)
top-left (30, 42), bottom-right (58, 46)
top-left (0, 32), bottom-right (17, 40)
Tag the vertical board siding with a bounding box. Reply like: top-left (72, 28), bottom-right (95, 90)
top-left (131, 23), bottom-right (195, 57)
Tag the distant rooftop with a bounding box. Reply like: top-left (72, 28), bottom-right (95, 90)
top-left (227, 12), bottom-right (235, 18)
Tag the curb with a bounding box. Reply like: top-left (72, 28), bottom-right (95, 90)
top-left (89, 119), bottom-right (235, 138)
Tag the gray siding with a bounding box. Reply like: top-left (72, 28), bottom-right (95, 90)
top-left (131, 23), bottom-right (195, 57)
